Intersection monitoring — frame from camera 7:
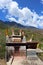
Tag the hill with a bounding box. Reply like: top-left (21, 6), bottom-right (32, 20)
top-left (0, 20), bottom-right (25, 29)
top-left (0, 20), bottom-right (43, 58)
top-left (0, 20), bottom-right (43, 36)
top-left (0, 20), bottom-right (39, 29)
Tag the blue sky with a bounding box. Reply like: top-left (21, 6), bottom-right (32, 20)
top-left (0, 0), bottom-right (43, 29)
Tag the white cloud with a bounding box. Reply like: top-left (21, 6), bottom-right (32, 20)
top-left (38, 20), bottom-right (43, 28)
top-left (0, 0), bottom-right (12, 9)
top-left (0, 0), bottom-right (43, 28)
top-left (7, 1), bottom-right (19, 17)
top-left (32, 12), bottom-right (39, 22)
top-left (41, 0), bottom-right (43, 4)
top-left (41, 11), bottom-right (43, 14)
top-left (39, 16), bottom-right (43, 19)
top-left (8, 17), bottom-right (18, 22)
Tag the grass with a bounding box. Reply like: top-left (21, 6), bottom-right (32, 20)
top-left (37, 53), bottom-right (43, 61)
top-left (0, 28), bottom-right (43, 59)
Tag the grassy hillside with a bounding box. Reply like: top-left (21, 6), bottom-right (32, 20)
top-left (0, 20), bottom-right (43, 58)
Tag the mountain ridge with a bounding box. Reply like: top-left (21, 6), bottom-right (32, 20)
top-left (0, 20), bottom-right (38, 29)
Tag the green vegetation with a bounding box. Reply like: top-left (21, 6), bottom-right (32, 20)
top-left (0, 27), bottom-right (43, 58)
top-left (0, 29), bottom-right (5, 58)
top-left (0, 21), bottom-right (43, 58)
